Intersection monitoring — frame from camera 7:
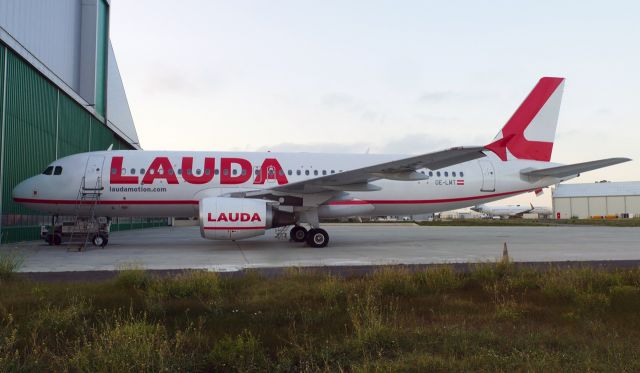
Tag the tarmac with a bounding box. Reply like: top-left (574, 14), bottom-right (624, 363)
top-left (2, 223), bottom-right (640, 273)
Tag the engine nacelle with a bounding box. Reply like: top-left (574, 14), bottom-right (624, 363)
top-left (199, 197), bottom-right (295, 240)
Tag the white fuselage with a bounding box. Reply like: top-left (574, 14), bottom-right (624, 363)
top-left (12, 150), bottom-right (569, 219)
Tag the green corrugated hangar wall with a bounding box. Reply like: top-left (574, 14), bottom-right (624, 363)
top-left (0, 43), bottom-right (165, 244)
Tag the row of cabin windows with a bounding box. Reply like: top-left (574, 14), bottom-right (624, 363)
top-left (42, 166), bottom-right (63, 175)
top-left (109, 167), bottom-right (463, 178)
top-left (419, 170), bottom-right (464, 178)
top-left (111, 168), bottom-right (344, 177)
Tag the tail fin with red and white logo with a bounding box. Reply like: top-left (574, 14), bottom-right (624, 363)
top-left (486, 77), bottom-right (565, 162)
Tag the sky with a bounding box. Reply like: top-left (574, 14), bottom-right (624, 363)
top-left (109, 1), bottom-right (639, 207)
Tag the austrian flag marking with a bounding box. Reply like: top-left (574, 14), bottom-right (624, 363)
top-left (456, 179), bottom-right (465, 186)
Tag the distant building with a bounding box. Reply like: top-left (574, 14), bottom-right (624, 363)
top-left (552, 182), bottom-right (640, 219)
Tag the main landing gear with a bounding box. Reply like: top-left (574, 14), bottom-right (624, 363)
top-left (289, 225), bottom-right (329, 248)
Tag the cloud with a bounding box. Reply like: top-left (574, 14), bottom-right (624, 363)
top-left (417, 91), bottom-right (457, 103)
top-left (255, 133), bottom-right (457, 155)
top-left (255, 142), bottom-right (370, 154)
top-left (378, 133), bottom-right (454, 154)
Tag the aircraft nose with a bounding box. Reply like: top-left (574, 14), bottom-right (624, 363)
top-left (12, 177), bottom-right (38, 202)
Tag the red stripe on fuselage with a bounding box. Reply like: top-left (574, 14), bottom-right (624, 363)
top-left (14, 189), bottom-right (533, 207)
top-left (326, 189), bottom-right (532, 205)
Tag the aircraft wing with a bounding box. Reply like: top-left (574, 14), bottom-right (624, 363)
top-left (268, 146), bottom-right (487, 194)
top-left (521, 157), bottom-right (630, 179)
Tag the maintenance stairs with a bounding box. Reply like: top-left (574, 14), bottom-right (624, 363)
top-left (66, 176), bottom-right (105, 251)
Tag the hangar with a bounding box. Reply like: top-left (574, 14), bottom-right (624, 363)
top-left (552, 182), bottom-right (640, 219)
top-left (0, 0), bottom-right (165, 243)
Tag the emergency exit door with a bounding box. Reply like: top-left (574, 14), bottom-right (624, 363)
top-left (478, 160), bottom-right (495, 192)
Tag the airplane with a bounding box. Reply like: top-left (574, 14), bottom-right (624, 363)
top-left (470, 203), bottom-right (552, 218)
top-left (12, 77), bottom-right (631, 248)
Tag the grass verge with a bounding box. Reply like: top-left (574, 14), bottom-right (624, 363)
top-left (1, 264), bottom-right (640, 371)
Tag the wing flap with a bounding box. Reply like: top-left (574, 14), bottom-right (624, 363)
top-left (521, 157), bottom-right (630, 178)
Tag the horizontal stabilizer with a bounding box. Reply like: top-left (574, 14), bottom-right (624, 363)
top-left (521, 158), bottom-right (631, 178)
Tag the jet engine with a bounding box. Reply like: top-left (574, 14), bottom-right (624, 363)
top-left (199, 197), bottom-right (295, 240)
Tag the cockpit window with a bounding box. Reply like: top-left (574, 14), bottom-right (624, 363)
top-left (42, 166), bottom-right (54, 175)
top-left (54, 166), bottom-right (63, 175)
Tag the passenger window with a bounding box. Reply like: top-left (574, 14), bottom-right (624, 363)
top-left (460, 171), bottom-right (464, 177)
top-left (429, 171), bottom-right (433, 177)
top-left (168, 169), bottom-right (174, 175)
top-left (122, 168), bottom-right (126, 174)
top-left (279, 170), bottom-right (284, 176)
top-left (255, 169), bottom-right (260, 176)
top-left (214, 169), bottom-right (219, 175)
top-left (436, 171), bottom-right (441, 177)
top-left (205, 169), bottom-right (210, 175)
top-left (43, 166), bottom-right (54, 175)
top-left (158, 169), bottom-right (164, 175)
top-left (177, 169), bottom-right (182, 175)
top-left (331, 170), bottom-right (335, 174)
top-left (420, 171), bottom-right (425, 174)
top-left (297, 170), bottom-right (301, 176)
top-left (242, 169), bottom-right (247, 176)
top-left (452, 171), bottom-right (456, 177)
top-left (322, 170), bottom-right (327, 175)
top-left (444, 171), bottom-right (448, 177)
top-left (223, 169), bottom-right (229, 176)
top-left (186, 169), bottom-right (192, 175)
top-left (131, 168), bottom-right (136, 175)
top-left (314, 170), bottom-right (318, 176)
top-left (196, 169), bottom-right (202, 175)
top-left (140, 168), bottom-right (145, 175)
top-left (305, 170), bottom-right (310, 176)
top-left (111, 168), bottom-right (117, 175)
top-left (232, 169), bottom-right (237, 175)
top-left (288, 170), bottom-right (292, 176)
top-left (54, 166), bottom-right (63, 175)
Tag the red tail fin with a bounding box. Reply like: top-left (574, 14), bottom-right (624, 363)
top-left (486, 77), bottom-right (565, 161)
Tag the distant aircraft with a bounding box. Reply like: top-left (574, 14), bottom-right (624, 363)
top-left (471, 203), bottom-right (552, 218)
top-left (13, 77), bottom-right (630, 247)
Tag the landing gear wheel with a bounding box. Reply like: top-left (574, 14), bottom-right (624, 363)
top-left (93, 234), bottom-right (108, 247)
top-left (290, 226), bottom-right (308, 242)
top-left (305, 228), bottom-right (329, 248)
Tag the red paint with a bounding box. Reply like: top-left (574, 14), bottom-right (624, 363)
top-left (15, 189), bottom-right (534, 207)
top-left (220, 158), bottom-right (252, 184)
top-left (486, 77), bottom-right (563, 161)
top-left (203, 226), bottom-right (266, 230)
top-left (109, 157), bottom-right (138, 184)
top-left (141, 157), bottom-right (179, 185)
top-left (556, 212), bottom-right (561, 220)
top-left (182, 157), bottom-right (215, 184)
top-left (253, 158), bottom-right (288, 184)
top-left (207, 212), bottom-right (261, 222)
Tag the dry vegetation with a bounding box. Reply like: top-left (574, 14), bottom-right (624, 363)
top-left (1, 259), bottom-right (640, 372)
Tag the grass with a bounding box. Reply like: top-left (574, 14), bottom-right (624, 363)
top-left (0, 252), bottom-right (23, 282)
top-left (1, 264), bottom-right (640, 371)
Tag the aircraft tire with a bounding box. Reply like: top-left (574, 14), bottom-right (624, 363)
top-left (305, 228), bottom-right (329, 248)
top-left (93, 234), bottom-right (108, 247)
top-left (290, 226), bottom-right (307, 242)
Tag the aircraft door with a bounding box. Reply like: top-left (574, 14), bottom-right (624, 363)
top-left (84, 155), bottom-right (105, 190)
top-left (478, 160), bottom-right (495, 192)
